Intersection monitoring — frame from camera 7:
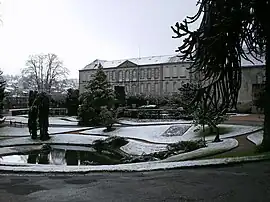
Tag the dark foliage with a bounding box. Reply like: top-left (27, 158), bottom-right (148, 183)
top-left (172, 0), bottom-right (270, 145)
top-left (66, 88), bottom-right (79, 116)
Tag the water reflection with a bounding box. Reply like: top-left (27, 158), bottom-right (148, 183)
top-left (65, 150), bottom-right (79, 165)
top-left (0, 146), bottom-right (121, 166)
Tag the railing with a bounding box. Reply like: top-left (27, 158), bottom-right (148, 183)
top-left (10, 108), bottom-right (68, 116)
top-left (123, 109), bottom-right (192, 120)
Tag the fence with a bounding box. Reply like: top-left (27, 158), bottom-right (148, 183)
top-left (123, 109), bottom-right (193, 120)
top-left (10, 108), bottom-right (68, 116)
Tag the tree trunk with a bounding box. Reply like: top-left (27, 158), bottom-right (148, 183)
top-left (261, 39), bottom-right (270, 151)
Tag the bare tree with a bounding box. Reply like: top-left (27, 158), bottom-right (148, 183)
top-left (22, 53), bottom-right (69, 93)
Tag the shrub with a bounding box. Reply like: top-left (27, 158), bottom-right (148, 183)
top-left (167, 139), bottom-right (206, 152)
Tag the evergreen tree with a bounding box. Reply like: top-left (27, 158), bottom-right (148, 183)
top-left (0, 70), bottom-right (6, 114)
top-left (78, 65), bottom-right (115, 126)
top-left (172, 1), bottom-right (270, 147)
top-left (66, 88), bottom-right (79, 116)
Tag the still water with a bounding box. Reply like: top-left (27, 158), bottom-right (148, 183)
top-left (0, 145), bottom-right (122, 165)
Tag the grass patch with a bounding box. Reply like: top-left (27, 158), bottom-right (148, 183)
top-left (204, 145), bottom-right (270, 159)
top-left (197, 126), bottom-right (232, 138)
top-left (208, 150), bottom-right (256, 159)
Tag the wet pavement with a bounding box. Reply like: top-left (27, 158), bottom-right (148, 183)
top-left (0, 160), bottom-right (269, 202)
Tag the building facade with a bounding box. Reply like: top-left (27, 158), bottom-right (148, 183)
top-left (79, 54), bottom-right (265, 107)
top-left (238, 55), bottom-right (265, 105)
top-left (79, 55), bottom-right (193, 96)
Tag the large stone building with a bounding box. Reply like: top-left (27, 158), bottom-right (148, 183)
top-left (79, 54), bottom-right (265, 106)
top-left (79, 55), bottom-right (193, 96)
top-left (238, 55), bottom-right (265, 106)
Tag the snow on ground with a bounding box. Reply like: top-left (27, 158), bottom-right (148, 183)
top-left (162, 138), bottom-right (238, 162)
top-left (227, 113), bottom-right (250, 117)
top-left (119, 119), bottom-right (192, 125)
top-left (0, 126), bottom-right (92, 137)
top-left (58, 117), bottom-right (78, 122)
top-left (0, 134), bottom-right (105, 147)
top-left (120, 140), bottom-right (167, 155)
top-left (0, 126), bottom-right (29, 137)
top-left (247, 131), bottom-right (263, 146)
top-left (5, 116), bottom-right (78, 126)
top-left (181, 124), bottom-right (261, 142)
top-left (81, 124), bottom-right (191, 144)
top-left (81, 124), bottom-right (259, 144)
top-left (48, 127), bottom-right (92, 134)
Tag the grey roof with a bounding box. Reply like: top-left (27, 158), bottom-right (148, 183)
top-left (82, 52), bottom-right (265, 71)
top-left (83, 55), bottom-right (191, 70)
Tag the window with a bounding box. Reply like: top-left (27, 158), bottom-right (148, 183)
top-left (147, 69), bottom-right (151, 79)
top-left (179, 65), bottom-right (186, 77)
top-left (173, 66), bottom-right (178, 78)
top-left (154, 68), bottom-right (159, 79)
top-left (112, 71), bottom-right (116, 80)
top-left (256, 73), bottom-right (264, 84)
top-left (155, 83), bottom-right (159, 93)
top-left (132, 70), bottom-right (137, 80)
top-left (125, 85), bottom-right (130, 93)
top-left (147, 83), bottom-right (151, 92)
top-left (173, 82), bottom-right (177, 92)
top-left (164, 66), bottom-right (170, 78)
top-left (140, 69), bottom-right (144, 79)
top-left (140, 84), bottom-right (144, 93)
top-left (132, 84), bottom-right (137, 94)
top-left (118, 70), bottom-right (123, 82)
top-left (165, 82), bottom-right (169, 92)
top-left (125, 70), bottom-right (129, 81)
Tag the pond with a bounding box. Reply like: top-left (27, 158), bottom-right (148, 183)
top-left (0, 145), bottom-right (123, 166)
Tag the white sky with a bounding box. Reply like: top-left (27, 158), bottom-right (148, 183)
top-left (0, 0), bottom-right (199, 78)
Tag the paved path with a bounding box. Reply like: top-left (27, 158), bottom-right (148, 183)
top-left (208, 134), bottom-right (257, 158)
top-left (0, 161), bottom-right (269, 202)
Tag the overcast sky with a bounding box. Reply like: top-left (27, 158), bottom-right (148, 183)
top-left (0, 0), bottom-right (199, 78)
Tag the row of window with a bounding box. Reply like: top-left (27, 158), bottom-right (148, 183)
top-left (81, 65), bottom-right (188, 82)
top-left (111, 81), bottom-right (185, 95)
top-left (106, 68), bottom-right (160, 82)
top-left (164, 65), bottom-right (187, 78)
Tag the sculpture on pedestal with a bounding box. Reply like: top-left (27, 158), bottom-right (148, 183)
top-left (28, 91), bottom-right (50, 141)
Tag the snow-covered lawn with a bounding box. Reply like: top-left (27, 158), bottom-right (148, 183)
top-left (247, 131), bottom-right (263, 146)
top-left (81, 124), bottom-right (192, 144)
top-left (181, 124), bottom-right (261, 142)
top-left (227, 113), bottom-right (250, 117)
top-left (0, 126), bottom-right (29, 137)
top-left (81, 124), bottom-right (260, 144)
top-left (0, 134), bottom-right (105, 147)
top-left (5, 116), bottom-right (78, 126)
top-left (121, 140), bottom-right (167, 155)
top-left (162, 138), bottom-right (238, 162)
top-left (0, 126), bottom-right (92, 137)
top-left (48, 127), bottom-right (92, 134)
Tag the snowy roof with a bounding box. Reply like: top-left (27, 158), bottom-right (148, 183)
top-left (82, 55), bottom-right (191, 70)
top-left (82, 52), bottom-right (265, 71)
top-left (241, 55), bottom-right (265, 67)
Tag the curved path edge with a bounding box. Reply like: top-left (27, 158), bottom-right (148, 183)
top-left (0, 153), bottom-right (270, 173)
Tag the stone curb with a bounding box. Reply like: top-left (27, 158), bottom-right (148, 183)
top-left (0, 153), bottom-right (269, 173)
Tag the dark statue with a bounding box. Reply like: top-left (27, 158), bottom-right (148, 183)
top-left (28, 91), bottom-right (50, 141)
